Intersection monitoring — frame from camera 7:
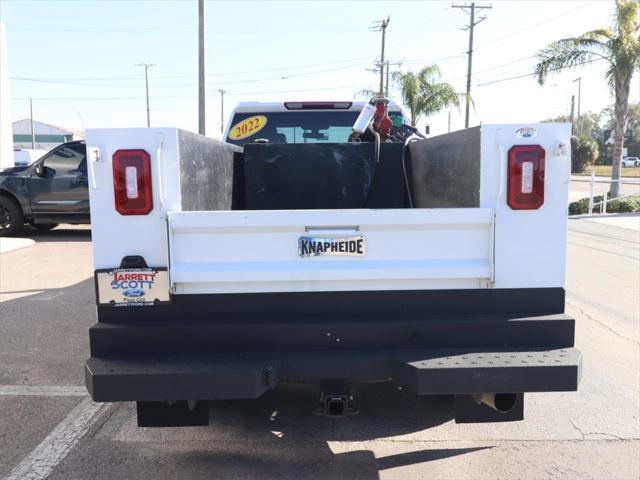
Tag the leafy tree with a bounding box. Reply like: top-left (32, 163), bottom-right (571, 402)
top-left (575, 111), bottom-right (605, 142)
top-left (392, 65), bottom-right (460, 126)
top-left (571, 135), bottom-right (599, 173)
top-left (534, 0), bottom-right (640, 196)
top-left (542, 111), bottom-right (604, 143)
top-left (542, 111), bottom-right (606, 162)
top-left (624, 103), bottom-right (640, 157)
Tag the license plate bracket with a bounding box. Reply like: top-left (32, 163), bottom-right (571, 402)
top-left (95, 267), bottom-right (170, 307)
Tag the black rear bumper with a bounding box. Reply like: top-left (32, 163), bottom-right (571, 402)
top-left (85, 346), bottom-right (581, 402)
top-left (85, 299), bottom-right (581, 402)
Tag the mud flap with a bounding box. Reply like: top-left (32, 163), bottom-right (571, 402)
top-left (137, 400), bottom-right (209, 427)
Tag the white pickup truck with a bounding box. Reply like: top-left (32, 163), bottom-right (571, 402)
top-left (84, 101), bottom-right (580, 426)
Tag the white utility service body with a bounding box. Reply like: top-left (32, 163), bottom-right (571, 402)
top-left (89, 126), bottom-right (568, 293)
top-left (84, 106), bottom-right (580, 426)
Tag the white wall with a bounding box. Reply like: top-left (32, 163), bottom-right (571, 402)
top-left (0, 23), bottom-right (13, 170)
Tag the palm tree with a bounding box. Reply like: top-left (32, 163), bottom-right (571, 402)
top-left (392, 65), bottom-right (460, 127)
top-left (534, 0), bottom-right (640, 197)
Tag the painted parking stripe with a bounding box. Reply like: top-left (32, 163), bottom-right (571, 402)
top-left (0, 385), bottom-right (87, 396)
top-left (5, 397), bottom-right (108, 480)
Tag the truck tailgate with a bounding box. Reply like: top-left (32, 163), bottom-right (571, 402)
top-left (167, 208), bottom-right (494, 294)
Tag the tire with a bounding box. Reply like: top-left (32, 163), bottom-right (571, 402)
top-left (0, 196), bottom-right (25, 237)
top-left (30, 223), bottom-right (59, 231)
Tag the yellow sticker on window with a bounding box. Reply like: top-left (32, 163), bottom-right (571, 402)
top-left (228, 115), bottom-right (268, 140)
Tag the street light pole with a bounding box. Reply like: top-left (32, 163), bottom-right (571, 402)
top-left (573, 77), bottom-right (582, 136)
top-left (29, 96), bottom-right (35, 149)
top-left (198, 0), bottom-right (206, 135)
top-left (218, 89), bottom-right (225, 135)
top-left (136, 62), bottom-right (156, 127)
top-left (73, 107), bottom-right (85, 138)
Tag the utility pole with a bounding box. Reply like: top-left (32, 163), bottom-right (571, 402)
top-left (382, 60), bottom-right (402, 98)
top-left (370, 16), bottom-right (390, 96)
top-left (136, 62), bottom-right (156, 127)
top-left (29, 97), bottom-right (35, 149)
top-left (570, 95), bottom-right (575, 136)
top-left (385, 61), bottom-right (390, 97)
top-left (573, 77), bottom-right (582, 135)
top-left (198, 0), bottom-right (206, 135)
top-left (218, 89), bottom-right (225, 135)
top-left (448, 111), bottom-right (451, 133)
top-left (453, 2), bottom-right (491, 128)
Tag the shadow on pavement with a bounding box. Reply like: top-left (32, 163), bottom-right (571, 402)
top-left (18, 224), bottom-right (92, 243)
top-left (165, 384), bottom-right (489, 479)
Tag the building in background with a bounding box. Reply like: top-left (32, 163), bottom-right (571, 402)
top-left (12, 119), bottom-right (83, 151)
top-left (0, 22), bottom-right (13, 169)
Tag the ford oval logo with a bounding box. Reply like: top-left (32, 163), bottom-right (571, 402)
top-left (516, 127), bottom-right (537, 139)
top-left (123, 288), bottom-right (145, 298)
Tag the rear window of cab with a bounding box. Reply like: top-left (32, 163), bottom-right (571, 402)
top-left (225, 111), bottom-right (405, 146)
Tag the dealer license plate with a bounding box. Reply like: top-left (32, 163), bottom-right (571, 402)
top-left (95, 268), bottom-right (170, 306)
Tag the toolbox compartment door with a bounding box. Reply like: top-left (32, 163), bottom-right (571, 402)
top-left (167, 208), bottom-right (494, 294)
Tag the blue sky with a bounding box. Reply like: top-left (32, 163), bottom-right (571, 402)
top-left (1, 0), bottom-right (635, 137)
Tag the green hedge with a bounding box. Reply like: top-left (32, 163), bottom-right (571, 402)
top-left (569, 195), bottom-right (640, 215)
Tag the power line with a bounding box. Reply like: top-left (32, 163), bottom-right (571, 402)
top-left (476, 58), bottom-right (605, 86)
top-left (461, 54), bottom-right (536, 78)
top-left (10, 83), bottom-right (365, 102)
top-left (5, 21), bottom-right (374, 35)
top-left (10, 64), bottom-right (370, 91)
top-left (442, 55), bottom-right (536, 86)
top-left (9, 52), bottom-right (471, 86)
top-left (474, 1), bottom-right (598, 50)
top-left (8, 57), bottom-right (374, 83)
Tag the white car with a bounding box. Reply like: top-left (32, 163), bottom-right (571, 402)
top-left (622, 156), bottom-right (639, 167)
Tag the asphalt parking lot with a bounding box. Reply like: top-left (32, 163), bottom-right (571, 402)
top-left (0, 218), bottom-right (638, 480)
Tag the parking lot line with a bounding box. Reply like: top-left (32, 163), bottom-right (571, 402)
top-left (0, 385), bottom-right (87, 397)
top-left (5, 397), bottom-right (108, 480)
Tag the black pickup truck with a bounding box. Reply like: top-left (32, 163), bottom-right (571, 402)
top-left (0, 141), bottom-right (90, 236)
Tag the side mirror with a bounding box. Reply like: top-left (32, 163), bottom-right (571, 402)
top-left (35, 164), bottom-right (55, 178)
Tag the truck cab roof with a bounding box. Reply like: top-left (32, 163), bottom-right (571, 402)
top-left (231, 100), bottom-right (404, 113)
top-left (224, 101), bottom-right (408, 145)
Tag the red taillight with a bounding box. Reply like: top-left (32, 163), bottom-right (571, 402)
top-left (112, 149), bottom-right (152, 215)
top-left (507, 145), bottom-right (545, 210)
